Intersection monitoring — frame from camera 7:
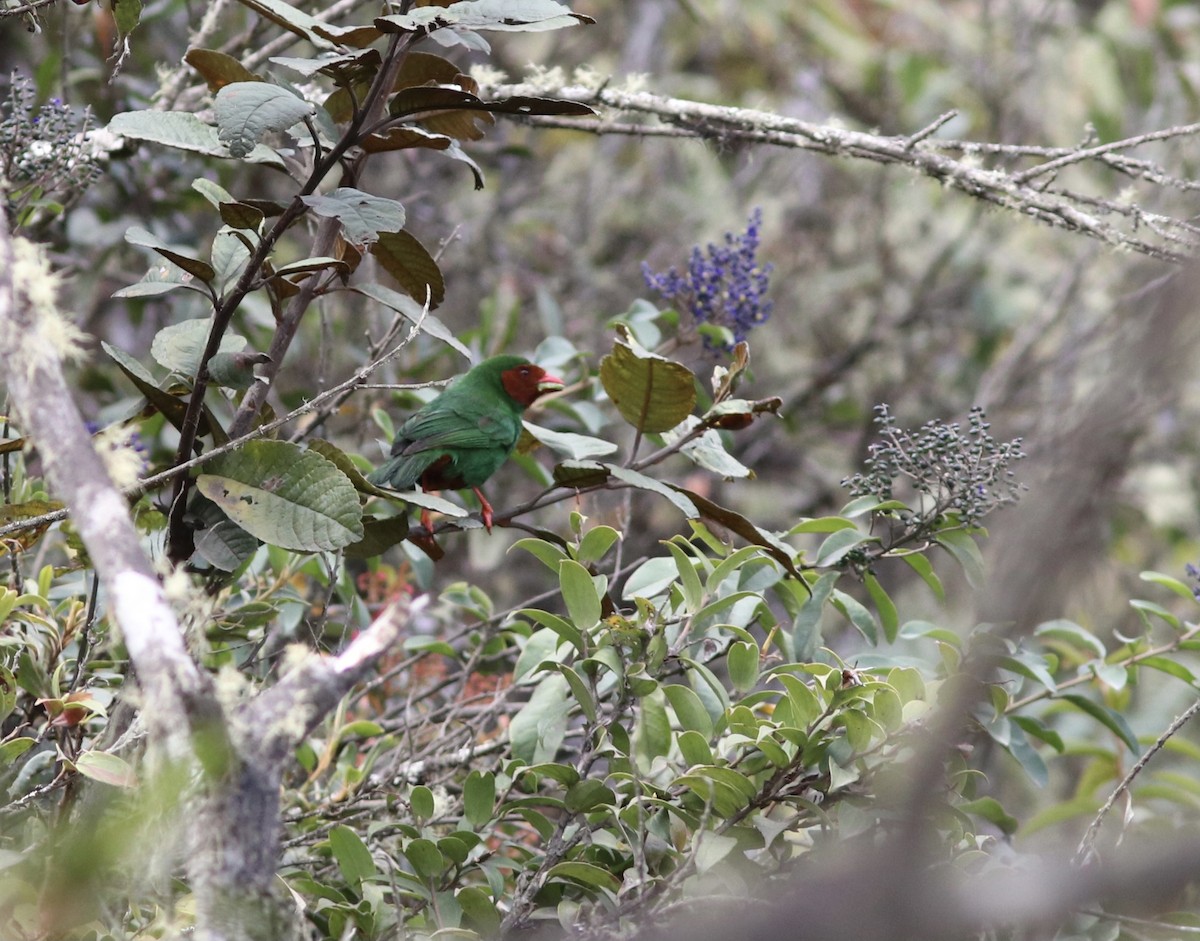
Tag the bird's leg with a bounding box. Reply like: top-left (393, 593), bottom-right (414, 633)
top-left (420, 506), bottom-right (434, 534)
top-left (473, 487), bottom-right (495, 533)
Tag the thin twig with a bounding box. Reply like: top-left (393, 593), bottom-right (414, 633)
top-left (1075, 697), bottom-right (1200, 865)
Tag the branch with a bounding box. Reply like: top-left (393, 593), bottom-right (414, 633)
top-left (1075, 696), bottom-right (1200, 864)
top-left (487, 82), bottom-right (1200, 263)
top-left (0, 225), bottom-right (225, 767)
top-left (243, 595), bottom-right (426, 763)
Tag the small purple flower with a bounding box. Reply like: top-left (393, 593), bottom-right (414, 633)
top-left (642, 209), bottom-right (774, 351)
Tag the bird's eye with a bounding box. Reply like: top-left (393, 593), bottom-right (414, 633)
top-left (520, 367), bottom-right (531, 376)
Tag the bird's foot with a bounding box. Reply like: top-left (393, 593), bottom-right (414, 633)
top-left (474, 488), bottom-right (495, 534)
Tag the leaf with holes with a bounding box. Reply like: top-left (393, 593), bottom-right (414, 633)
top-left (196, 441), bottom-right (363, 552)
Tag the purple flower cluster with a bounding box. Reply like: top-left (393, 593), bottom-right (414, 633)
top-left (642, 209), bottom-right (774, 351)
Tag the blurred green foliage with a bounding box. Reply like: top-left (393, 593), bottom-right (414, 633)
top-left (5, 0), bottom-right (1200, 938)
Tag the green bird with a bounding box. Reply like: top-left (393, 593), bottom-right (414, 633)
top-left (368, 355), bottom-right (565, 532)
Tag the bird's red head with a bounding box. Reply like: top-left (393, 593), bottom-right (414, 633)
top-left (500, 362), bottom-right (565, 408)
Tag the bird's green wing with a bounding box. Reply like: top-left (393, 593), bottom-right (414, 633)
top-left (394, 401), bottom-right (521, 457)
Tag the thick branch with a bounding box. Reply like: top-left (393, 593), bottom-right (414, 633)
top-left (0, 226), bottom-right (225, 765)
top-left (489, 82), bottom-right (1200, 263)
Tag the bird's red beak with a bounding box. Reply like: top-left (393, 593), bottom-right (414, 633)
top-left (537, 372), bottom-right (565, 395)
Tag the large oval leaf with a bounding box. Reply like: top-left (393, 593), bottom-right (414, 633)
top-left (196, 441), bottom-right (364, 551)
top-left (150, 318), bottom-right (246, 377)
top-left (214, 82), bottom-right (315, 158)
top-left (600, 325), bottom-right (696, 433)
top-left (368, 230), bottom-right (446, 309)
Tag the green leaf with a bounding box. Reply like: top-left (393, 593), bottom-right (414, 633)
top-left (213, 82), bottom-right (315, 158)
top-left (1137, 656), bottom-right (1197, 685)
top-left (300, 188), bottom-right (406, 248)
top-left (231, 0), bottom-right (336, 46)
top-left (402, 636), bottom-right (455, 658)
top-left (150, 318), bottom-right (246, 377)
top-left (522, 421), bottom-right (617, 460)
top-left (839, 495), bottom-right (910, 517)
top-left (0, 738), bottom-right (35, 764)
top-left (544, 861), bottom-right (620, 892)
top-left (664, 418), bottom-right (753, 479)
top-left (404, 838), bottom-right (445, 881)
top-left (693, 832), bottom-right (739, 874)
top-left (520, 763), bottom-right (580, 787)
top-left (457, 887), bottom-right (501, 935)
top-left (210, 227), bottom-right (254, 301)
top-left (791, 516), bottom-right (857, 534)
top-left (207, 351), bottom-right (269, 390)
top-left (564, 779), bottom-right (616, 813)
top-left (103, 345), bottom-right (228, 444)
top-left (509, 674), bottom-right (569, 763)
top-left (368, 231), bottom-right (446, 309)
top-left (546, 663), bottom-right (596, 724)
top-left (0, 664), bottom-right (17, 724)
top-left (463, 771), bottom-right (495, 828)
top-left (863, 573), bottom-right (899, 643)
top-left (727, 641), bottom-right (760, 693)
top-left (599, 326), bottom-right (696, 433)
top-left (378, 0), bottom-right (595, 34)
top-left (665, 542), bottom-right (703, 613)
top-left (576, 526), bottom-right (621, 564)
top-left (342, 514), bottom-right (411, 560)
top-left (511, 537), bottom-right (569, 571)
top-left (218, 201), bottom-right (266, 231)
top-left (1005, 723), bottom-right (1050, 787)
top-left (184, 48), bottom-right (264, 91)
top-left (124, 226), bottom-right (215, 282)
top-left (815, 528), bottom-right (877, 566)
top-left (831, 588), bottom-right (877, 644)
top-left (633, 687), bottom-right (671, 771)
top-left (663, 683), bottom-right (713, 737)
top-left (1061, 694), bottom-right (1141, 754)
top-left (1010, 715), bottom-right (1064, 752)
top-left (193, 509), bottom-right (259, 572)
top-left (519, 609), bottom-right (583, 654)
top-left (196, 441), bottom-right (364, 551)
top-left (622, 556), bottom-right (679, 600)
top-left (73, 751), bottom-right (137, 788)
top-left (900, 552), bottom-right (945, 601)
top-left (552, 459), bottom-right (613, 490)
top-left (1130, 599), bottom-right (1181, 631)
top-left (112, 0), bottom-right (142, 42)
top-left (1139, 570), bottom-right (1197, 602)
top-left (676, 729), bottom-right (713, 766)
top-left (112, 270), bottom-right (207, 299)
top-left (936, 529), bottom-right (985, 589)
top-left (410, 785), bottom-right (435, 822)
top-left (960, 797), bottom-right (1019, 835)
top-left (1034, 619), bottom-right (1106, 658)
top-left (998, 652), bottom-right (1057, 694)
top-left (793, 572), bottom-right (838, 658)
top-left (107, 110), bottom-right (287, 166)
top-left (559, 560), bottom-right (602, 629)
top-left (606, 465), bottom-right (698, 518)
top-left (330, 825), bottom-right (376, 886)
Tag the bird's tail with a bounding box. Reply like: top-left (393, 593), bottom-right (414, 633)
top-left (367, 455), bottom-right (419, 490)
